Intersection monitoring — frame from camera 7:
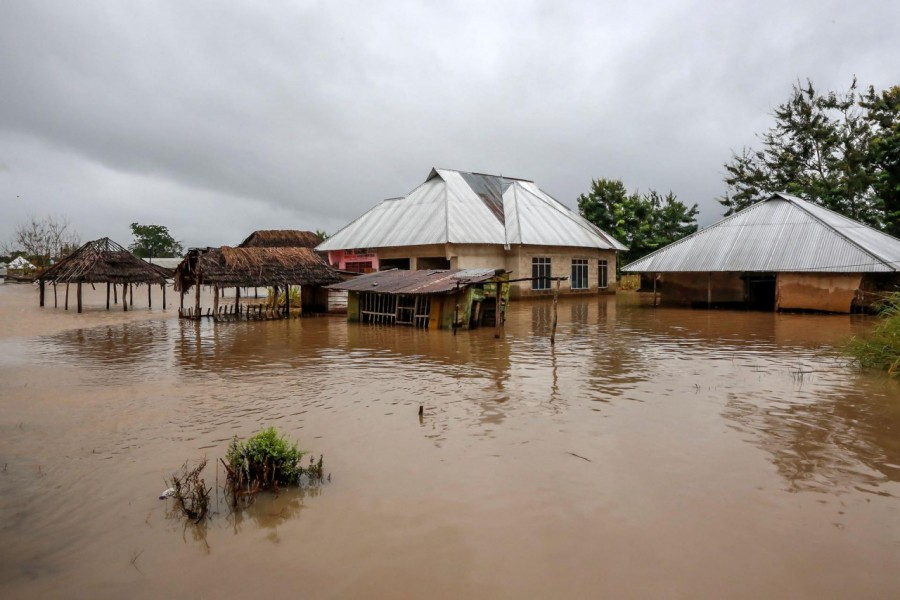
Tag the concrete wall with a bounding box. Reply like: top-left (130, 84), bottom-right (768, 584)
top-left (330, 243), bottom-right (620, 299)
top-left (776, 273), bottom-right (862, 313)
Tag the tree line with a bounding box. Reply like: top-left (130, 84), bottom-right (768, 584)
top-left (578, 78), bottom-right (899, 266)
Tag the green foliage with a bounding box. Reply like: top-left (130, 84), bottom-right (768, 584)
top-left (267, 285), bottom-right (300, 306)
top-left (847, 293), bottom-right (900, 377)
top-left (721, 79), bottom-right (900, 232)
top-left (129, 223), bottom-right (183, 258)
top-left (577, 178), bottom-right (698, 266)
top-left (224, 428), bottom-right (325, 505)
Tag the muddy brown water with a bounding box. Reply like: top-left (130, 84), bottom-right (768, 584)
top-left (1, 282), bottom-right (899, 598)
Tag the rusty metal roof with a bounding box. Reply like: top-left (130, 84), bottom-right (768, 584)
top-left (327, 268), bottom-right (503, 295)
top-left (623, 193), bottom-right (900, 273)
top-left (317, 168), bottom-right (627, 252)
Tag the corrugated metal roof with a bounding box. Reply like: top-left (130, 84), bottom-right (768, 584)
top-left (623, 193), bottom-right (900, 273)
top-left (317, 168), bottom-right (626, 252)
top-left (327, 268), bottom-right (502, 295)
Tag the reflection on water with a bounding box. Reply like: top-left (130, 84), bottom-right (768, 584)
top-left (2, 284), bottom-right (900, 598)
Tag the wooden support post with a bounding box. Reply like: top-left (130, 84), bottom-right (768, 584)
top-left (494, 281), bottom-right (502, 339)
top-left (235, 287), bottom-right (240, 315)
top-left (65, 283), bottom-right (69, 310)
top-left (106, 282), bottom-right (110, 310)
top-left (213, 286), bottom-right (219, 322)
top-left (194, 272), bottom-right (201, 321)
top-left (652, 274), bottom-right (658, 307)
top-left (53, 282), bottom-right (58, 308)
top-left (123, 284), bottom-right (128, 312)
top-left (285, 285), bottom-right (290, 317)
top-left (148, 283), bottom-right (152, 309)
top-left (550, 278), bottom-right (560, 346)
top-left (77, 282), bottom-right (83, 314)
top-left (113, 283), bottom-right (118, 305)
top-left (129, 283), bottom-right (133, 307)
top-left (707, 273), bottom-right (712, 309)
top-left (180, 289), bottom-right (184, 311)
top-left (162, 284), bottom-right (166, 311)
top-left (39, 279), bottom-right (45, 307)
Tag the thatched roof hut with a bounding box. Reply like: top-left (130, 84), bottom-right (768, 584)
top-left (238, 230), bottom-right (324, 249)
top-left (173, 246), bottom-right (342, 320)
top-left (37, 238), bottom-right (168, 312)
top-left (175, 246), bottom-right (340, 291)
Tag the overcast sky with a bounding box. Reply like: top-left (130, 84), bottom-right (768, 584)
top-left (1, 0), bottom-right (897, 251)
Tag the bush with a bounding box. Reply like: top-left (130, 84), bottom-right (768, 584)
top-left (847, 292), bottom-right (900, 376)
top-left (223, 427), bottom-right (325, 507)
top-left (167, 458), bottom-right (211, 523)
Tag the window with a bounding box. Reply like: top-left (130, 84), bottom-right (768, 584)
top-left (532, 257), bottom-right (551, 290)
top-left (598, 260), bottom-right (609, 289)
top-left (571, 259), bottom-right (588, 290)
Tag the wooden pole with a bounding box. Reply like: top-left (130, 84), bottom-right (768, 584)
top-left (77, 282), bottom-right (82, 314)
top-left (550, 278), bottom-right (559, 346)
top-left (285, 285), bottom-right (290, 317)
top-left (194, 273), bottom-right (201, 320)
top-left (494, 280), bottom-right (502, 339)
top-left (129, 283), bottom-right (133, 307)
top-left (113, 283), bottom-right (118, 304)
top-left (162, 284), bottom-right (166, 311)
top-left (235, 287), bottom-right (240, 315)
top-left (65, 283), bottom-right (69, 310)
top-left (652, 274), bottom-right (658, 307)
top-left (54, 282), bottom-right (58, 308)
top-left (213, 285), bottom-right (219, 322)
top-left (106, 282), bottom-right (110, 310)
top-left (39, 279), bottom-right (45, 307)
top-left (707, 273), bottom-right (712, 309)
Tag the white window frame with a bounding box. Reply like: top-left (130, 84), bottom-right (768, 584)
top-left (532, 257), bottom-right (551, 290)
top-left (571, 258), bottom-right (588, 290)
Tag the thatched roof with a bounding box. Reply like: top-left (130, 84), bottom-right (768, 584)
top-left (174, 246), bottom-right (341, 291)
top-left (39, 238), bottom-right (168, 285)
top-left (238, 230), bottom-right (323, 249)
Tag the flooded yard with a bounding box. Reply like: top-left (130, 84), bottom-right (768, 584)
top-left (1, 282), bottom-right (898, 598)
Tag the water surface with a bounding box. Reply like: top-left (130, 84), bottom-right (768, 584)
top-left (1, 283), bottom-right (898, 598)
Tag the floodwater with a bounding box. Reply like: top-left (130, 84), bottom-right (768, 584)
top-left (1, 282), bottom-right (899, 599)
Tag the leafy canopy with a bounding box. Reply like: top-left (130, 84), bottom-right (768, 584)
top-left (721, 79), bottom-right (900, 236)
top-left (129, 223), bottom-right (183, 258)
top-left (577, 178), bottom-right (698, 267)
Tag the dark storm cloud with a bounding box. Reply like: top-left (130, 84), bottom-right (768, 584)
top-left (1, 0), bottom-right (896, 248)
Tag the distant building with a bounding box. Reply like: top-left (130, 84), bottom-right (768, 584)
top-left (316, 168), bottom-right (626, 298)
top-left (622, 193), bottom-right (900, 313)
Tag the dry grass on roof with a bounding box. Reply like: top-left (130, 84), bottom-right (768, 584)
top-left (175, 246), bottom-right (341, 290)
top-left (238, 230), bottom-right (323, 249)
top-left (39, 238), bottom-right (168, 285)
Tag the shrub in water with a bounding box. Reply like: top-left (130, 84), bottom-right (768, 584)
top-left (224, 427), bottom-right (325, 506)
top-left (847, 292), bottom-right (900, 377)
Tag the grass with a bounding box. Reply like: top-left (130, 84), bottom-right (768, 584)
top-left (847, 292), bottom-right (900, 377)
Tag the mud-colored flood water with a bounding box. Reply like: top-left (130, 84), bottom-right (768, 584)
top-left (1, 282), bottom-right (899, 598)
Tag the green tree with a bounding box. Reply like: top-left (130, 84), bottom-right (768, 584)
top-left (861, 85), bottom-right (900, 237)
top-left (721, 79), bottom-right (900, 231)
top-left (577, 178), bottom-right (698, 266)
top-left (129, 223), bottom-right (183, 259)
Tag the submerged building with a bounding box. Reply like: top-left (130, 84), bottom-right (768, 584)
top-left (316, 168), bottom-right (626, 298)
top-left (327, 268), bottom-right (509, 330)
top-left (622, 193), bottom-right (900, 313)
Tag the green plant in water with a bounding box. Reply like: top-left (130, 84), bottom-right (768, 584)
top-left (223, 427), bottom-right (325, 507)
top-left (266, 286), bottom-right (300, 307)
top-left (846, 292), bottom-right (900, 376)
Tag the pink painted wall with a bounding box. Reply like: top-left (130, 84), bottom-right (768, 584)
top-left (328, 249), bottom-right (379, 273)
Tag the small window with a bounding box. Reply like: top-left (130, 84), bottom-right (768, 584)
top-left (598, 260), bottom-right (609, 289)
top-left (571, 259), bottom-right (588, 290)
top-left (532, 257), bottom-right (551, 290)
